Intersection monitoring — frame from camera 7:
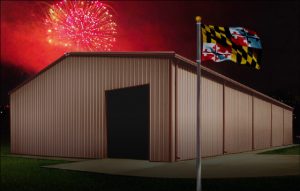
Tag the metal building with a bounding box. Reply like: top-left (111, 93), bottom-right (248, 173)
top-left (10, 52), bottom-right (293, 162)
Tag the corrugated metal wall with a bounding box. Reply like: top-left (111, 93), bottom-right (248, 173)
top-left (253, 97), bottom-right (272, 150)
top-left (176, 65), bottom-right (197, 160)
top-left (175, 64), bottom-right (223, 160)
top-left (271, 104), bottom-right (284, 147)
top-left (224, 86), bottom-right (253, 154)
top-left (284, 109), bottom-right (293, 145)
top-left (173, 63), bottom-right (292, 161)
top-left (170, 62), bottom-right (176, 162)
top-left (11, 53), bottom-right (294, 162)
top-left (200, 76), bottom-right (223, 157)
top-left (10, 56), bottom-right (170, 161)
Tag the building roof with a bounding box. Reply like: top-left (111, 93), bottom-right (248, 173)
top-left (9, 51), bottom-right (293, 110)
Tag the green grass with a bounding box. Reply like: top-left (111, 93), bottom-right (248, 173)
top-left (260, 145), bottom-right (300, 155)
top-left (1, 142), bottom-right (300, 191)
top-left (0, 142), bottom-right (10, 155)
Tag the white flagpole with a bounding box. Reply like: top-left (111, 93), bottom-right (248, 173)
top-left (195, 16), bottom-right (202, 191)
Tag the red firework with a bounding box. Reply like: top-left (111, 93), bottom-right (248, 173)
top-left (45, 0), bottom-right (117, 51)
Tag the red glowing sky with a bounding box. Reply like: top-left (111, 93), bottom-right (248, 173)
top-left (1, 1), bottom-right (299, 94)
top-left (0, 1), bottom-right (253, 72)
top-left (2, 1), bottom-right (206, 72)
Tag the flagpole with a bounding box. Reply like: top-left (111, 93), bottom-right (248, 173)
top-left (195, 16), bottom-right (202, 191)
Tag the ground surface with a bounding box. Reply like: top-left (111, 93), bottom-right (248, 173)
top-left (259, 145), bottom-right (300, 155)
top-left (44, 145), bottom-right (300, 178)
top-left (1, 143), bottom-right (300, 191)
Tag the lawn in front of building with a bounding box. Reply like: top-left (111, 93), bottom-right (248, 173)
top-left (1, 142), bottom-right (300, 191)
top-left (259, 145), bottom-right (300, 155)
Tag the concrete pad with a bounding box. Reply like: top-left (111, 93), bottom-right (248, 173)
top-left (44, 146), bottom-right (300, 179)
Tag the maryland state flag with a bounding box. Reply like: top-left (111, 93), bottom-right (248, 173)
top-left (202, 25), bottom-right (262, 70)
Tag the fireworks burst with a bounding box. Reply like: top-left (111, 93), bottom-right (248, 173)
top-left (45, 0), bottom-right (117, 51)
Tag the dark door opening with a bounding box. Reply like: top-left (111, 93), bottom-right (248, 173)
top-left (106, 85), bottom-right (149, 160)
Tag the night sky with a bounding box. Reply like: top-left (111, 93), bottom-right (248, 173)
top-left (1, 1), bottom-right (300, 105)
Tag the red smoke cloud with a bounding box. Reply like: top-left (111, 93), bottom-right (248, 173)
top-left (1, 1), bottom-right (68, 72)
top-left (2, 1), bottom-right (240, 73)
top-left (2, 1), bottom-right (299, 101)
top-left (1, 1), bottom-right (202, 73)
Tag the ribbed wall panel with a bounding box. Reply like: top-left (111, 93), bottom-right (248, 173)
top-left (176, 65), bottom-right (223, 160)
top-left (10, 53), bottom-right (294, 161)
top-left (200, 76), bottom-right (223, 157)
top-left (170, 63), bottom-right (176, 162)
top-left (224, 86), bottom-right (252, 153)
top-left (271, 104), bottom-right (284, 146)
top-left (176, 65), bottom-right (197, 160)
top-left (253, 97), bottom-right (272, 149)
top-left (283, 109), bottom-right (293, 145)
top-left (10, 56), bottom-right (170, 161)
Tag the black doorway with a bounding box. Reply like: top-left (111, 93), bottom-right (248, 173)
top-left (106, 85), bottom-right (149, 160)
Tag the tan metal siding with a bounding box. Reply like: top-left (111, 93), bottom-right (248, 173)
top-left (271, 105), bottom-right (284, 147)
top-left (175, 54), bottom-right (293, 112)
top-left (10, 52), bottom-right (293, 162)
top-left (10, 56), bottom-right (170, 161)
top-left (176, 65), bottom-right (197, 160)
top-left (224, 86), bottom-right (252, 153)
top-left (170, 62), bottom-right (176, 162)
top-left (201, 77), bottom-right (223, 157)
top-left (176, 65), bottom-right (223, 160)
top-left (283, 109), bottom-right (293, 145)
top-left (253, 97), bottom-right (272, 150)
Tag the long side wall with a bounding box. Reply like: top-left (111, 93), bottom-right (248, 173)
top-left (174, 64), bottom-right (223, 160)
top-left (10, 56), bottom-right (170, 161)
top-left (271, 105), bottom-right (284, 146)
top-left (253, 97), bottom-right (272, 150)
top-left (284, 109), bottom-right (293, 145)
top-left (224, 86), bottom-right (253, 153)
top-left (173, 63), bottom-right (293, 160)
